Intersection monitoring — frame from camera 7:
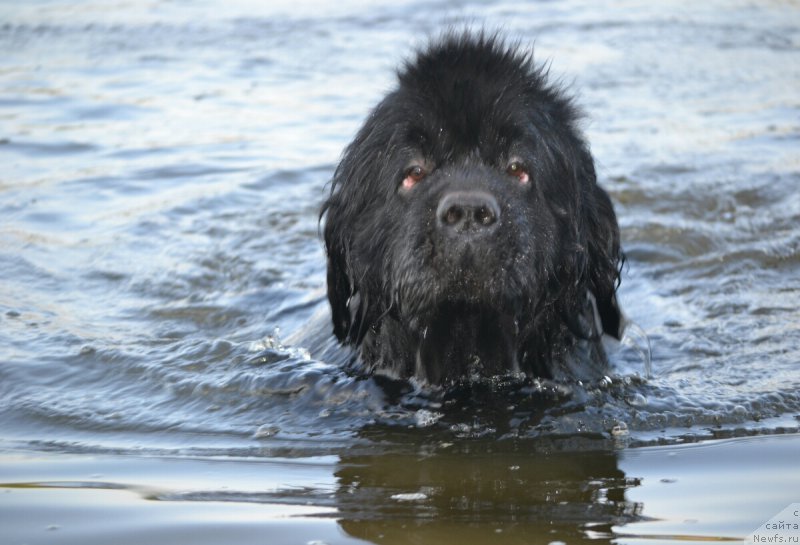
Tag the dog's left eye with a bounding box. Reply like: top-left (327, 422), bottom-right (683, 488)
top-left (402, 165), bottom-right (427, 190)
top-left (506, 161), bottom-right (530, 184)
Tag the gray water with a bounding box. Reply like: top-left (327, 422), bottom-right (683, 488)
top-left (1, 1), bottom-right (799, 543)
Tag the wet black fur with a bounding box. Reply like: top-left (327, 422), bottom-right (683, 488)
top-left (322, 32), bottom-right (623, 386)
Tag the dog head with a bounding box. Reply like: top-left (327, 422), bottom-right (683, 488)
top-left (322, 32), bottom-right (622, 384)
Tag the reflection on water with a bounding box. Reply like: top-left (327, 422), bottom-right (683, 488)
top-left (335, 440), bottom-right (638, 544)
top-left (0, 443), bottom-right (640, 544)
top-left (3, 434), bottom-right (797, 544)
top-left (1, 0), bottom-right (799, 543)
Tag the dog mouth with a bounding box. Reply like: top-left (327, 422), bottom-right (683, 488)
top-left (395, 228), bottom-right (531, 328)
top-left (391, 189), bottom-right (537, 384)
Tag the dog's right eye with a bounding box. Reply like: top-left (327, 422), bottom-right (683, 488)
top-left (401, 165), bottom-right (427, 190)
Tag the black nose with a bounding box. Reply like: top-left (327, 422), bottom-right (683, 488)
top-left (436, 191), bottom-right (500, 233)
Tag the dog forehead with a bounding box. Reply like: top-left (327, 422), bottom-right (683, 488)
top-left (402, 68), bottom-right (524, 125)
top-left (399, 33), bottom-right (533, 91)
top-left (397, 90), bottom-right (526, 162)
top-left (394, 39), bottom-right (542, 156)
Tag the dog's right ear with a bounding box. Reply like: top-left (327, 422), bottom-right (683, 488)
top-left (321, 134), bottom-right (378, 345)
top-left (323, 225), bottom-right (352, 341)
top-left (322, 96), bottom-right (397, 345)
top-left (321, 197), bottom-right (360, 343)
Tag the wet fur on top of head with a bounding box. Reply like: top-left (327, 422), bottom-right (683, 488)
top-left (322, 31), bottom-right (623, 386)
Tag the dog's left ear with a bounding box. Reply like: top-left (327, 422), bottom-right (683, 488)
top-left (581, 153), bottom-right (625, 340)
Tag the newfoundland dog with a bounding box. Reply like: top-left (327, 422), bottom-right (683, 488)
top-left (322, 32), bottom-right (624, 386)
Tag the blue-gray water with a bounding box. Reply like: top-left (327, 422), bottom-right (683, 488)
top-left (1, 1), bottom-right (799, 543)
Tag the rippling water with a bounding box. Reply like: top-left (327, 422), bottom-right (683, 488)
top-left (1, 1), bottom-right (799, 543)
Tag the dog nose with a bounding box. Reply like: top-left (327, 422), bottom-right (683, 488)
top-left (436, 191), bottom-right (500, 233)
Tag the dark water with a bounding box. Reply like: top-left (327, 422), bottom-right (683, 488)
top-left (1, 1), bottom-right (799, 543)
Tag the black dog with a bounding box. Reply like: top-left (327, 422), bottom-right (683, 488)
top-left (322, 32), bottom-right (623, 386)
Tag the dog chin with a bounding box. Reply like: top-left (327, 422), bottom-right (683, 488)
top-left (409, 303), bottom-right (521, 386)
